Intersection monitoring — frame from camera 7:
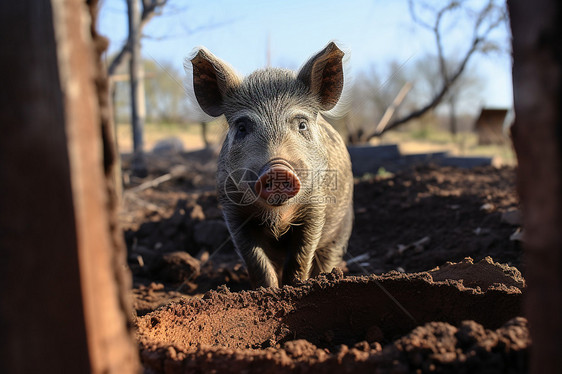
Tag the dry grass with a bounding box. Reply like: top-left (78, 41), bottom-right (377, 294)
top-left (116, 120), bottom-right (226, 153)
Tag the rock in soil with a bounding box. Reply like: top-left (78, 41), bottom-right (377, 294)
top-left (149, 251), bottom-right (200, 284)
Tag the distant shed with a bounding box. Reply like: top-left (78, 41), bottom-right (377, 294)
top-left (474, 108), bottom-right (512, 145)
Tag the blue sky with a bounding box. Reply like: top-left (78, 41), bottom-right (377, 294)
top-left (98, 0), bottom-right (513, 110)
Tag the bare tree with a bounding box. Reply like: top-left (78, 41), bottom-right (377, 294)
top-left (107, 0), bottom-right (168, 78)
top-left (127, 0), bottom-right (145, 176)
top-left (108, 1), bottom-right (231, 156)
top-left (107, 0), bottom-right (167, 177)
top-left (364, 0), bottom-right (507, 140)
top-left (144, 59), bottom-right (190, 123)
top-left (345, 61), bottom-right (414, 144)
top-left (410, 54), bottom-right (485, 135)
top-left (444, 59), bottom-right (485, 136)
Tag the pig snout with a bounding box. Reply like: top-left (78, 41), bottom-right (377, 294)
top-left (254, 161), bottom-right (301, 206)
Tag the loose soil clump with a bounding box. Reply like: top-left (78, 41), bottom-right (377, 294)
top-left (137, 258), bottom-right (528, 373)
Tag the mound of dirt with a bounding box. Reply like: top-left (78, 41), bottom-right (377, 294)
top-left (137, 258), bottom-right (528, 373)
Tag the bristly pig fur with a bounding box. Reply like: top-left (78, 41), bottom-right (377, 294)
top-left (188, 42), bottom-right (353, 288)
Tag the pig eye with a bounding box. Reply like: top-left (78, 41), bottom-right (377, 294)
top-left (235, 124), bottom-right (247, 140)
top-left (298, 121), bottom-right (308, 131)
top-left (233, 118), bottom-right (252, 141)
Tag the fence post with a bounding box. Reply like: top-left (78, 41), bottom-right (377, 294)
top-left (0, 1), bottom-right (139, 372)
top-left (509, 1), bottom-right (562, 373)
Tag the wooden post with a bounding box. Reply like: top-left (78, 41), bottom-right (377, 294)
top-left (509, 1), bottom-right (562, 373)
top-left (0, 1), bottom-right (139, 373)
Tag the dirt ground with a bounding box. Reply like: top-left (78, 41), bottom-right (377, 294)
top-left (120, 148), bottom-right (527, 372)
top-left (137, 261), bottom-right (527, 373)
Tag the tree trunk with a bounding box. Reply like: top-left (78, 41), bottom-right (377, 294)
top-left (109, 78), bottom-right (124, 197)
top-left (448, 94), bottom-right (457, 137)
top-left (0, 0), bottom-right (139, 372)
top-left (127, 0), bottom-right (147, 177)
top-left (344, 115), bottom-right (360, 145)
top-left (508, 1), bottom-right (562, 373)
top-left (201, 121), bottom-right (210, 148)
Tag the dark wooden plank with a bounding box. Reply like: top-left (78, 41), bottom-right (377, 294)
top-left (509, 1), bottom-right (562, 373)
top-left (0, 1), bottom-right (91, 373)
top-left (0, 1), bottom-right (139, 373)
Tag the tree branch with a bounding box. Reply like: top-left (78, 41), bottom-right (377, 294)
top-left (366, 32), bottom-right (480, 139)
top-left (107, 0), bottom-right (168, 77)
top-left (107, 42), bottom-right (131, 77)
top-left (370, 82), bottom-right (413, 137)
top-left (433, 2), bottom-right (459, 85)
top-left (365, 0), bottom-right (505, 140)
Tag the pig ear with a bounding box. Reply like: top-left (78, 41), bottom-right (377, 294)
top-left (189, 48), bottom-right (242, 117)
top-left (297, 42), bottom-right (345, 111)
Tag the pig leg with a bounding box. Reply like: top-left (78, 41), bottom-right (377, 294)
top-left (282, 223), bottom-right (323, 285)
top-left (228, 222), bottom-right (279, 288)
top-left (310, 205), bottom-right (353, 277)
top-left (310, 247), bottom-right (341, 276)
top-left (243, 245), bottom-right (279, 288)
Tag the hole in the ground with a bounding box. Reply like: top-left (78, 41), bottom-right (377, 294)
top-left (136, 258), bottom-right (525, 359)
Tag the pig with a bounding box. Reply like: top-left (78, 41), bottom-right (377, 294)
top-left (189, 42), bottom-right (353, 288)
